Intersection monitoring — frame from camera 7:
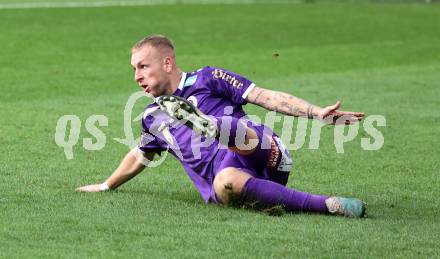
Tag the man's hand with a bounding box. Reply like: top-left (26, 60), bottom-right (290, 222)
top-left (317, 101), bottom-right (364, 125)
top-left (76, 184), bottom-right (105, 192)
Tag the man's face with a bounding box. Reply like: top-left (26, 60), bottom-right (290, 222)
top-left (131, 45), bottom-right (170, 97)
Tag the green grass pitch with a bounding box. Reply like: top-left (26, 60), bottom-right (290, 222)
top-left (1, 1), bottom-right (439, 257)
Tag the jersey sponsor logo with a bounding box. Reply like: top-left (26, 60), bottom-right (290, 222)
top-left (211, 68), bottom-right (244, 89)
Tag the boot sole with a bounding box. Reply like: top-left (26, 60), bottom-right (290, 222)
top-left (156, 95), bottom-right (217, 138)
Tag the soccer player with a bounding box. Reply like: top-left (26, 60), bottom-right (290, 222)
top-left (77, 35), bottom-right (366, 218)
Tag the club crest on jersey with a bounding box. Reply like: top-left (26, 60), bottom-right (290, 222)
top-left (212, 69), bottom-right (244, 89)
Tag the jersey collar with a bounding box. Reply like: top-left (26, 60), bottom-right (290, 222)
top-left (177, 72), bottom-right (187, 90)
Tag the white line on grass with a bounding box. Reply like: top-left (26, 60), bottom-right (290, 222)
top-left (0, 0), bottom-right (301, 10)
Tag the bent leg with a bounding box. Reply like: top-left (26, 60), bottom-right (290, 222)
top-left (215, 116), bottom-right (260, 156)
top-left (241, 177), bottom-right (329, 213)
top-left (213, 167), bottom-right (252, 204)
top-left (213, 167), bottom-right (328, 214)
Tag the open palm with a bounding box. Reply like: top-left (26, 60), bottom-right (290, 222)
top-left (318, 101), bottom-right (364, 125)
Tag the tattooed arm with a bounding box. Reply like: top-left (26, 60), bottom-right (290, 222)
top-left (246, 86), bottom-right (364, 124)
top-left (246, 86), bottom-right (316, 117)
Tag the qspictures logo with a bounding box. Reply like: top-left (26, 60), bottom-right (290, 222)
top-left (54, 91), bottom-right (386, 167)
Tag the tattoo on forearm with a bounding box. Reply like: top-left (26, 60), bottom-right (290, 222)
top-left (252, 89), bottom-right (312, 117)
top-left (280, 101), bottom-right (301, 115)
top-left (251, 88), bottom-right (264, 103)
top-left (273, 93), bottom-right (306, 116)
top-left (263, 97), bottom-right (273, 109)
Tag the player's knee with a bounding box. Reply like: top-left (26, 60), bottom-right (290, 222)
top-left (213, 168), bottom-right (252, 204)
top-left (214, 169), bottom-right (237, 194)
top-left (229, 127), bottom-right (259, 156)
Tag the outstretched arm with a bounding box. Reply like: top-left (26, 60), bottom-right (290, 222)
top-left (246, 86), bottom-right (364, 124)
top-left (75, 149), bottom-right (154, 192)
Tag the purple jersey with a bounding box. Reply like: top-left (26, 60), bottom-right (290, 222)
top-left (138, 66), bottom-right (257, 202)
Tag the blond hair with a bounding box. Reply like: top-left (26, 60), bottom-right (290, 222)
top-left (131, 34), bottom-right (174, 53)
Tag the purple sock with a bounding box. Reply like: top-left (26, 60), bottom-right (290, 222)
top-left (241, 177), bottom-right (329, 213)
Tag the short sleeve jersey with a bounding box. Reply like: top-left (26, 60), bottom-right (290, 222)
top-left (138, 66), bottom-right (256, 202)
